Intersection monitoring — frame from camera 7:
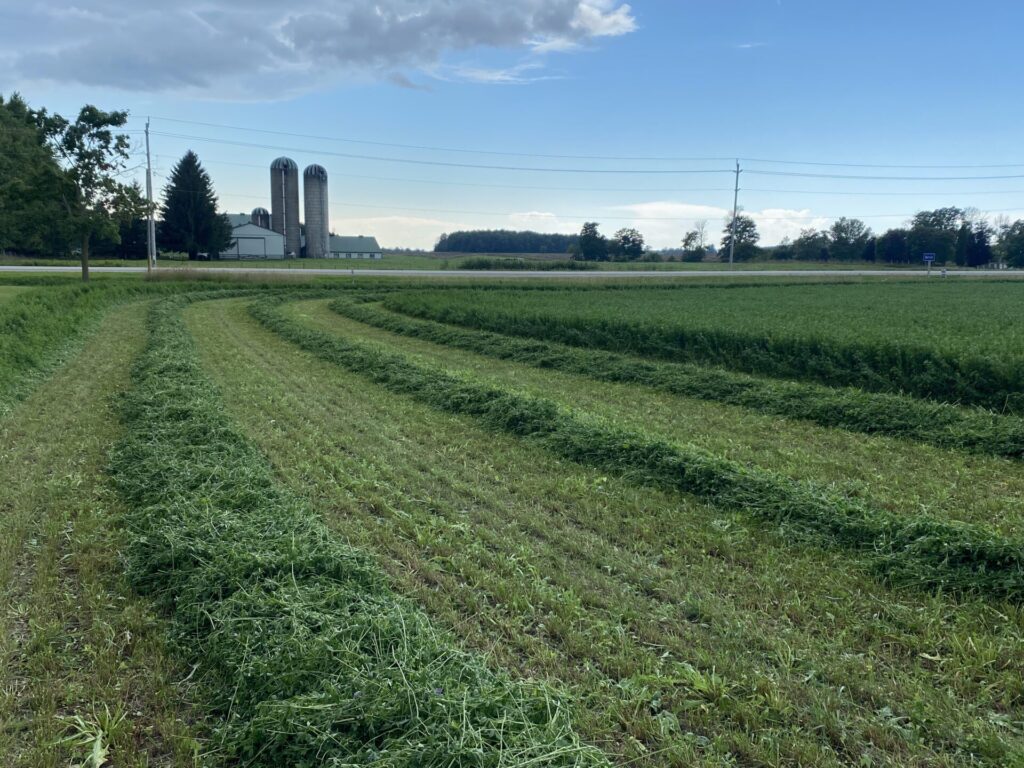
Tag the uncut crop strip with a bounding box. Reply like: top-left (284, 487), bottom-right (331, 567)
top-left (330, 297), bottom-right (1024, 460)
top-left (253, 296), bottom-right (1024, 601)
top-left (383, 290), bottom-right (1024, 414)
top-left (108, 297), bottom-right (608, 768)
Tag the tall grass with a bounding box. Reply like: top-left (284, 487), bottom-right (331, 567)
top-left (253, 296), bottom-right (1024, 601)
top-left (329, 297), bottom-right (1024, 459)
top-left (108, 296), bottom-right (608, 767)
top-left (384, 284), bottom-right (1024, 413)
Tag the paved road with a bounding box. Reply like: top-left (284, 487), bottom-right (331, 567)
top-left (3, 265), bottom-right (1023, 279)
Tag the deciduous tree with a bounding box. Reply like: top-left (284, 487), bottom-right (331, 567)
top-left (36, 104), bottom-right (147, 280)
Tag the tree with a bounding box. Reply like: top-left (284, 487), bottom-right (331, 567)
top-left (609, 228), bottom-right (645, 261)
top-left (966, 221), bottom-right (994, 267)
top-left (576, 222), bottom-right (608, 261)
top-left (907, 207), bottom-right (964, 265)
top-left (876, 228), bottom-right (910, 264)
top-left (681, 220), bottom-right (708, 262)
top-left (829, 217), bottom-right (872, 262)
top-left (999, 220), bottom-right (1024, 267)
top-left (0, 94), bottom-right (67, 256)
top-left (792, 228), bottom-right (830, 261)
top-left (36, 104), bottom-right (147, 281)
top-left (159, 150), bottom-right (233, 260)
top-left (721, 214), bottom-right (760, 262)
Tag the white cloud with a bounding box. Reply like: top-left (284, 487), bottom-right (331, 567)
top-left (330, 215), bottom-right (459, 250)
top-left (610, 201), bottom-right (834, 249)
top-left (7, 1), bottom-right (636, 98)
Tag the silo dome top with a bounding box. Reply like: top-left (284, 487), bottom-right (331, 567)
top-left (251, 206), bottom-right (269, 216)
top-left (304, 163), bottom-right (328, 179)
top-left (270, 156), bottom-right (298, 171)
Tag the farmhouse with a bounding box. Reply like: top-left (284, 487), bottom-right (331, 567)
top-left (329, 235), bottom-right (382, 259)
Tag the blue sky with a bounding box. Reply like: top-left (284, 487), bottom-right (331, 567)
top-left (5, 0), bottom-right (1024, 248)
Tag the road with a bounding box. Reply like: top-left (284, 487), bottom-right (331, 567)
top-left (2, 265), bottom-right (1023, 279)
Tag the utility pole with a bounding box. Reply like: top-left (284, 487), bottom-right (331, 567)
top-left (729, 159), bottom-right (741, 266)
top-left (145, 118), bottom-right (156, 272)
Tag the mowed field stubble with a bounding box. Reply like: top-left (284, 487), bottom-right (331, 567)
top-left (2, 274), bottom-right (1023, 767)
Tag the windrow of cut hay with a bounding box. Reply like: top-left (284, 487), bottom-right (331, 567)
top-left (382, 290), bottom-right (1024, 414)
top-left (328, 297), bottom-right (1024, 459)
top-left (108, 297), bottom-right (609, 768)
top-left (0, 280), bottom-right (200, 418)
top-left (253, 297), bottom-right (1024, 601)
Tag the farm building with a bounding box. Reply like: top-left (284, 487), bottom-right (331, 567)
top-left (328, 235), bottom-right (382, 259)
top-left (224, 221), bottom-right (285, 259)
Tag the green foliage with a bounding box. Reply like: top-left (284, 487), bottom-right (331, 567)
top-left (455, 257), bottom-right (596, 271)
top-left (435, 229), bottom-right (578, 254)
top-left (331, 297), bottom-right (1024, 459)
top-left (253, 297), bottom-right (1024, 600)
top-left (720, 214), bottom-right (760, 261)
top-left (35, 104), bottom-right (147, 280)
top-left (576, 222), bottom-right (608, 261)
top-left (608, 228), bottom-right (646, 261)
top-left (0, 93), bottom-right (67, 256)
top-left (1001, 220), bottom-right (1024, 267)
top-left (109, 297), bottom-right (608, 768)
top-left (876, 228), bottom-right (910, 263)
top-left (158, 151), bottom-right (233, 260)
top-left (383, 283), bottom-right (1024, 413)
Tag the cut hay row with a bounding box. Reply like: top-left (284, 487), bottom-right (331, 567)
top-left (108, 296), bottom-right (608, 767)
top-left (0, 280), bottom-right (248, 420)
top-left (383, 288), bottom-right (1024, 414)
top-left (329, 296), bottom-right (1024, 459)
top-left (252, 297), bottom-right (1024, 601)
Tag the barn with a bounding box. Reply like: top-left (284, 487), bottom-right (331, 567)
top-left (328, 235), bottom-right (382, 259)
top-left (225, 221), bottom-right (285, 259)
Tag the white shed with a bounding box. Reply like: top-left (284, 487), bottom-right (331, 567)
top-left (225, 222), bottom-right (285, 259)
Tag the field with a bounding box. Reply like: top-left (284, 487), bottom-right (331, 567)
top-left (2, 275), bottom-right (1023, 767)
top-left (0, 253), bottom-right (936, 271)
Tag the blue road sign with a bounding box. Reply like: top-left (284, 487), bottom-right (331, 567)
top-left (923, 253), bottom-right (936, 262)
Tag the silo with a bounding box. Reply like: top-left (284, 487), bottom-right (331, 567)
top-left (269, 157), bottom-right (300, 257)
top-left (250, 207), bottom-right (271, 229)
top-left (303, 164), bottom-right (330, 259)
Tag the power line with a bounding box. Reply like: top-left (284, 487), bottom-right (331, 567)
top-left (747, 169), bottom-right (1024, 182)
top-left (149, 131), bottom-right (734, 175)
top-left (152, 154), bottom-right (1024, 197)
top-left (140, 116), bottom-right (1024, 170)
top-left (148, 130), bottom-right (1024, 182)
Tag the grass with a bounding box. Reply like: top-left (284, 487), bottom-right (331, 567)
top-left (0, 301), bottom-right (204, 767)
top-left (107, 295), bottom-right (607, 767)
top-left (383, 282), bottom-right (1024, 411)
top-left (252, 295), bottom-right (1024, 598)
top-left (297, 298), bottom-right (1024, 537)
top-left (186, 295), bottom-right (1024, 767)
top-left (329, 295), bottom-right (1024, 460)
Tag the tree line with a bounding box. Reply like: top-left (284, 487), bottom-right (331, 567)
top-left (435, 230), bottom-right (578, 254)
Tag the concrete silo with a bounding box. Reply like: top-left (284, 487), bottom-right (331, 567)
top-left (270, 157), bottom-right (300, 258)
top-left (303, 164), bottom-right (330, 259)
top-left (250, 207), bottom-right (271, 229)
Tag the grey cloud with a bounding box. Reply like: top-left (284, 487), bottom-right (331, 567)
top-left (7, 1), bottom-right (635, 98)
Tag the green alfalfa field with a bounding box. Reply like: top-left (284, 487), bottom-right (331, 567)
top-left (1, 273), bottom-right (1023, 767)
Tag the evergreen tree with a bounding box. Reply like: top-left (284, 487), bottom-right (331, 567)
top-left (159, 150), bottom-right (233, 260)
